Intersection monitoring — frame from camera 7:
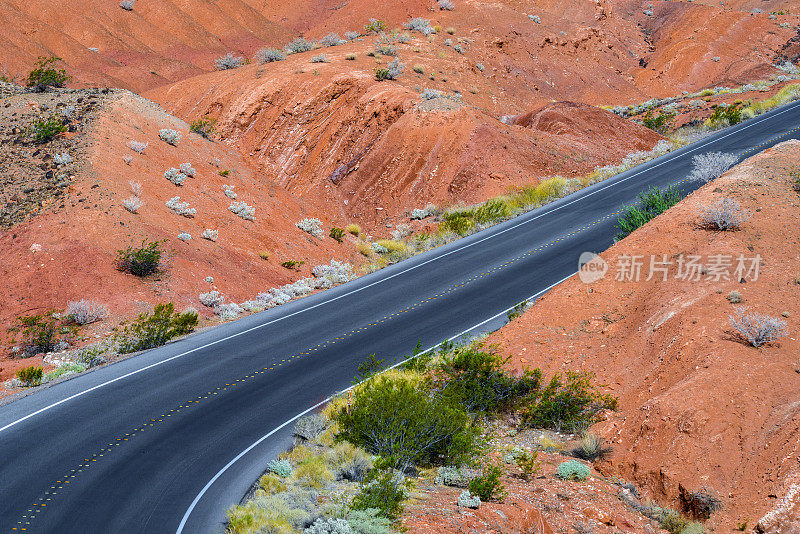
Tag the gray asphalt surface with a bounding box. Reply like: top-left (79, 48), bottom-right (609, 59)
top-left (1, 99), bottom-right (799, 533)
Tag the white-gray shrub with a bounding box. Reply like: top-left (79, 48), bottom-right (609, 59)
top-left (398, 32), bottom-right (411, 44)
top-left (159, 129), bottom-right (180, 146)
top-left (776, 61), bottom-right (800, 76)
top-left (385, 57), bottom-right (404, 80)
top-left (129, 180), bottom-right (142, 197)
top-left (435, 466), bottom-right (479, 487)
top-left (54, 153), bottom-right (72, 165)
top-left (205, 276), bottom-right (214, 284)
top-left (120, 0), bottom-right (134, 10)
top-left (371, 243), bottom-right (388, 254)
top-left (391, 224), bottom-right (411, 240)
top-left (179, 162), bottom-right (195, 177)
top-left (699, 197), bottom-right (748, 230)
top-left (240, 300), bottom-right (265, 313)
top-left (255, 47), bottom-right (286, 63)
top-left (310, 54), bottom-right (328, 63)
top-left (458, 490), bottom-right (481, 509)
top-left (438, 0), bottom-right (455, 10)
top-left (729, 306), bottom-right (787, 347)
top-left (305, 518), bottom-right (352, 534)
top-left (294, 414), bottom-right (329, 441)
top-left (345, 31), bottom-right (360, 41)
top-left (215, 302), bottom-right (242, 320)
top-left (123, 196), bottom-right (143, 213)
top-left (166, 196), bottom-right (196, 217)
top-left (286, 38), bottom-right (316, 54)
top-left (321, 33), bottom-right (346, 47)
top-left (164, 167), bottom-right (187, 186)
top-left (222, 185), bottom-right (237, 199)
top-left (411, 204), bottom-right (437, 219)
top-left (688, 152), bottom-right (738, 183)
top-left (453, 44), bottom-right (464, 54)
top-left (202, 229), bottom-right (218, 241)
top-left (375, 43), bottom-right (397, 56)
top-left (444, 38), bottom-right (453, 47)
top-left (529, 14), bottom-right (541, 23)
top-left (229, 201), bottom-right (255, 220)
top-left (215, 52), bottom-right (245, 70)
top-left (66, 300), bottom-right (108, 325)
top-left (268, 458), bottom-right (293, 478)
top-left (405, 17), bottom-right (434, 35)
top-left (296, 217), bottom-right (324, 237)
top-left (177, 233), bottom-right (191, 241)
top-left (421, 88), bottom-right (443, 100)
top-left (199, 291), bottom-right (224, 307)
top-left (126, 140), bottom-right (148, 153)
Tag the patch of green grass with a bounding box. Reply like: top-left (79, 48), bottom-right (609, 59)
top-left (614, 185), bottom-right (682, 241)
top-left (116, 303), bottom-right (198, 353)
top-left (32, 115), bottom-right (67, 143)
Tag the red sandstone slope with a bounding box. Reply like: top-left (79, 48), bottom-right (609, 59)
top-left (490, 140), bottom-right (800, 530)
top-left (0, 89), bottom-right (357, 388)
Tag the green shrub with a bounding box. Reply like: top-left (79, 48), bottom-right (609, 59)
top-left (432, 343), bottom-right (540, 413)
top-left (336, 375), bottom-right (481, 470)
top-left (32, 115), bottom-right (68, 143)
top-left (281, 260), bottom-right (305, 270)
top-left (16, 365), bottom-right (43, 386)
top-left (25, 56), bottom-right (70, 92)
top-left (294, 456), bottom-right (334, 488)
top-left (364, 18), bottom-right (387, 34)
top-left (258, 473), bottom-right (287, 494)
top-left (522, 371), bottom-right (617, 431)
top-left (708, 102), bottom-right (743, 126)
top-left (350, 468), bottom-right (408, 521)
top-left (330, 227), bottom-right (346, 242)
top-left (680, 486), bottom-right (722, 520)
top-left (556, 460), bottom-right (590, 481)
top-left (515, 450), bottom-right (541, 480)
top-left (374, 68), bottom-right (390, 81)
top-left (474, 199), bottom-right (510, 224)
top-left (354, 354), bottom-right (385, 382)
top-left (641, 110), bottom-right (675, 134)
top-left (117, 303), bottom-right (198, 353)
top-left (13, 313), bottom-right (60, 357)
top-left (189, 116), bottom-right (216, 138)
top-left (441, 211), bottom-right (475, 236)
top-left (468, 464), bottom-right (507, 501)
top-left (615, 185), bottom-right (682, 240)
top-left (116, 239), bottom-right (163, 276)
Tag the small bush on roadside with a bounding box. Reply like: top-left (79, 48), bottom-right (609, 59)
top-left (699, 197), bottom-right (748, 230)
top-left (215, 52), bottom-right (245, 70)
top-left (116, 239), bottom-right (163, 276)
top-left (570, 432), bottom-right (611, 461)
top-left (268, 458), bottom-right (293, 478)
top-left (189, 117), bottom-right (216, 138)
top-left (16, 365), bottom-right (43, 386)
top-left (117, 303), bottom-right (198, 353)
top-left (11, 313), bottom-right (62, 357)
top-left (336, 375), bottom-right (481, 470)
top-left (680, 487), bottom-right (722, 520)
top-left (199, 291), bottom-right (224, 307)
top-left (32, 115), bottom-right (67, 143)
top-left (468, 464), bottom-right (506, 501)
top-left (728, 306), bottom-right (787, 347)
top-left (329, 227), bottom-right (346, 242)
top-left (159, 128), bottom-right (181, 146)
top-left (328, 441), bottom-right (373, 482)
top-left (432, 343), bottom-right (540, 414)
top-left (708, 102), bottom-right (743, 127)
top-left (26, 56), bottom-right (70, 92)
top-left (641, 110), bottom-right (675, 134)
top-left (556, 460), bottom-right (590, 481)
top-left (350, 468), bottom-right (409, 521)
top-left (615, 185), bottom-right (682, 240)
top-left (523, 371), bottom-right (618, 432)
top-left (255, 47), bottom-right (286, 63)
top-left (258, 473), bottom-right (287, 494)
top-left (294, 456), bottom-right (335, 488)
top-left (65, 300), bottom-right (108, 325)
top-left (688, 151), bottom-right (738, 183)
top-left (295, 414), bottom-right (329, 441)
top-left (434, 466), bottom-right (478, 487)
top-left (305, 517), bottom-right (352, 533)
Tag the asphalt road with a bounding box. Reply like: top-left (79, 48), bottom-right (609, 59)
top-left (1, 99), bottom-right (799, 534)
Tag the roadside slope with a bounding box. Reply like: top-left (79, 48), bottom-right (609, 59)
top-left (491, 140), bottom-right (800, 528)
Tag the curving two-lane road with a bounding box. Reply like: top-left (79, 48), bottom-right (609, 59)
top-left (1, 99), bottom-right (799, 533)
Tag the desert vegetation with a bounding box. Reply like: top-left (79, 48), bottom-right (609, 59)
top-left (615, 185), bottom-right (682, 240)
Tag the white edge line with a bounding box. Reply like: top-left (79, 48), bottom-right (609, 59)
top-left (175, 271), bottom-right (576, 533)
top-left (3, 100), bottom-right (799, 436)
